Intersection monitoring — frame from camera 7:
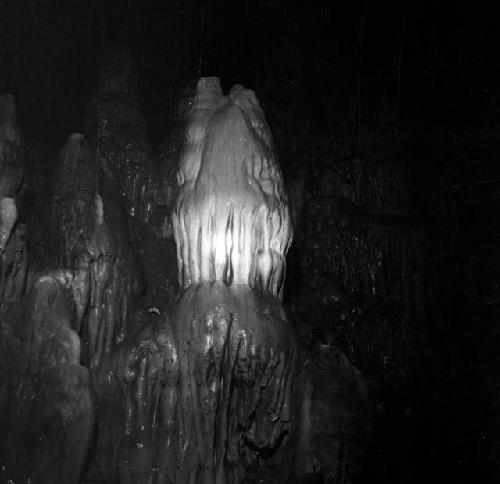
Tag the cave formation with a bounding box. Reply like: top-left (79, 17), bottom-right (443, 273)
top-left (0, 64), bottom-right (303, 483)
top-left (0, 2), bottom-right (498, 483)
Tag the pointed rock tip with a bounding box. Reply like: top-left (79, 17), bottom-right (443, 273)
top-left (69, 133), bottom-right (84, 141)
top-left (197, 77), bottom-right (222, 94)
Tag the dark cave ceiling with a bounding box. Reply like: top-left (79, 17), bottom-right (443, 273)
top-left (0, 0), bottom-right (498, 143)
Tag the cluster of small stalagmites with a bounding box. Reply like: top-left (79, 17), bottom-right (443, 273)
top-left (173, 77), bottom-right (292, 298)
top-left (97, 77), bottom-right (297, 483)
top-left (1, 126), bottom-right (154, 482)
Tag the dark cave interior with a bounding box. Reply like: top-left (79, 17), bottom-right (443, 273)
top-left (0, 1), bottom-right (499, 483)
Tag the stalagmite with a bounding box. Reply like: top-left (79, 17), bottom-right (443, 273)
top-left (0, 276), bottom-right (94, 484)
top-left (98, 77), bottom-right (297, 482)
top-left (173, 78), bottom-right (292, 297)
top-left (0, 93), bottom-right (23, 255)
top-left (83, 49), bottom-right (156, 223)
top-left (51, 133), bottom-right (145, 369)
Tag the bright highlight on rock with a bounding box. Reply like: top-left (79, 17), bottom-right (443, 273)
top-left (173, 77), bottom-right (292, 298)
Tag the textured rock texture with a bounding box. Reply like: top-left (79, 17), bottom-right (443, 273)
top-left (83, 48), bottom-right (157, 224)
top-left (50, 133), bottom-right (145, 369)
top-left (0, 93), bottom-right (23, 255)
top-left (173, 78), bottom-right (292, 298)
top-left (93, 77), bottom-right (298, 483)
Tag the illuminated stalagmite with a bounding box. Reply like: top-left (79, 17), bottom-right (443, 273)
top-left (100, 77), bottom-right (297, 482)
top-left (173, 77), bottom-right (292, 297)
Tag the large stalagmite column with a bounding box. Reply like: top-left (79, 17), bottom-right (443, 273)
top-left (106, 77), bottom-right (297, 483)
top-left (170, 77), bottom-right (296, 482)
